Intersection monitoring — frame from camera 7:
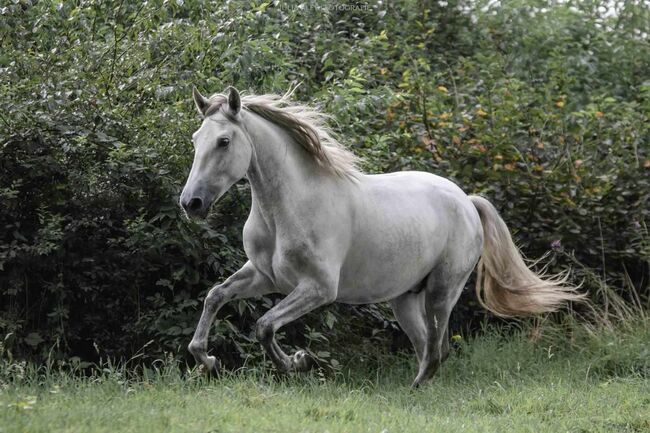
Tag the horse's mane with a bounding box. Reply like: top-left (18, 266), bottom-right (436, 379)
top-left (203, 89), bottom-right (362, 178)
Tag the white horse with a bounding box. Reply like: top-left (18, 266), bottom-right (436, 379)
top-left (181, 87), bottom-right (583, 387)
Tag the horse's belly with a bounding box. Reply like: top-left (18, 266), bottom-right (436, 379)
top-left (336, 255), bottom-right (438, 304)
top-left (335, 217), bottom-right (445, 304)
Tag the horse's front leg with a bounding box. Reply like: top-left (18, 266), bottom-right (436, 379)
top-left (188, 261), bottom-right (274, 373)
top-left (255, 277), bottom-right (337, 372)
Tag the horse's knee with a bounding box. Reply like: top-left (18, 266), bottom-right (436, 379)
top-left (255, 317), bottom-right (274, 344)
top-left (204, 285), bottom-right (225, 307)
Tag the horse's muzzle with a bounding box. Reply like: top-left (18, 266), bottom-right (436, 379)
top-left (180, 195), bottom-right (209, 219)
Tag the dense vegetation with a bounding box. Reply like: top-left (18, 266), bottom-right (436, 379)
top-left (1, 0), bottom-right (648, 368)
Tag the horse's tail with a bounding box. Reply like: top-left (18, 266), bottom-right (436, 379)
top-left (470, 195), bottom-right (585, 317)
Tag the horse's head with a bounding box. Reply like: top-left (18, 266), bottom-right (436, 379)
top-left (180, 87), bottom-right (252, 219)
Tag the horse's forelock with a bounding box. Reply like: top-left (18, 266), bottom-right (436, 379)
top-left (203, 94), bottom-right (228, 117)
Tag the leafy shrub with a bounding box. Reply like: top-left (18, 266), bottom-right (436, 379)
top-left (0, 0), bottom-right (647, 366)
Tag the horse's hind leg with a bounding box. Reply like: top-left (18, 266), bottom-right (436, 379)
top-left (390, 290), bottom-right (427, 362)
top-left (411, 270), bottom-right (472, 388)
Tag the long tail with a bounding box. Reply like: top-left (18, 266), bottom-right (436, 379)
top-left (470, 195), bottom-right (586, 317)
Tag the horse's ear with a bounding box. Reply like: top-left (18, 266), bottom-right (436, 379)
top-left (227, 86), bottom-right (241, 115)
top-left (192, 86), bottom-right (210, 115)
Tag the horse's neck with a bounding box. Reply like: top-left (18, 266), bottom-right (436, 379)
top-left (243, 111), bottom-right (329, 223)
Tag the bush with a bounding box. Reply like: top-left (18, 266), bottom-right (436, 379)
top-left (1, 0), bottom-right (648, 366)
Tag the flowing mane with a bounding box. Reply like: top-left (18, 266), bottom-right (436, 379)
top-left (203, 89), bottom-right (362, 177)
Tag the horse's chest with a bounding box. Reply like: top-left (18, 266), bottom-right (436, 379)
top-left (243, 223), bottom-right (274, 271)
top-left (243, 224), bottom-right (311, 293)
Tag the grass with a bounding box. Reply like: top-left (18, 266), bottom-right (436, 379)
top-left (1, 319), bottom-right (649, 433)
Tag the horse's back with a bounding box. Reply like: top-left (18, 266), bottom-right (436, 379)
top-left (336, 171), bottom-right (482, 304)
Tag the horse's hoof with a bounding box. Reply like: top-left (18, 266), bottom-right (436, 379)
top-left (198, 356), bottom-right (219, 376)
top-left (206, 355), bottom-right (219, 372)
top-left (292, 350), bottom-right (313, 372)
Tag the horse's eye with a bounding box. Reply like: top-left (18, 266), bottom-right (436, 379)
top-left (217, 137), bottom-right (230, 148)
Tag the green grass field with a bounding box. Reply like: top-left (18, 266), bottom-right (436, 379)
top-left (2, 320), bottom-right (649, 433)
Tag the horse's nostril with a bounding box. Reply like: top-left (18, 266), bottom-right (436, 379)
top-left (187, 197), bottom-right (203, 211)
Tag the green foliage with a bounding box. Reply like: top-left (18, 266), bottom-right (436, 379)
top-left (0, 0), bottom-right (648, 365)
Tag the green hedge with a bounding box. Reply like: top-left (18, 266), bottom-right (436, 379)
top-left (1, 0), bottom-right (648, 366)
